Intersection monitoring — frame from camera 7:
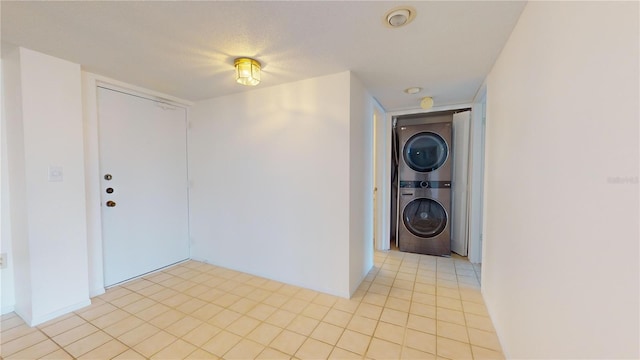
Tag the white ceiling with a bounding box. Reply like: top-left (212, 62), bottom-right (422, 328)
top-left (1, 1), bottom-right (525, 111)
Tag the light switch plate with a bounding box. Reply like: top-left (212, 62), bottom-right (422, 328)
top-left (48, 166), bottom-right (63, 182)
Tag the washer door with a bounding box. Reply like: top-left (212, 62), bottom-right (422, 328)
top-left (403, 132), bottom-right (449, 172)
top-left (403, 198), bottom-right (447, 238)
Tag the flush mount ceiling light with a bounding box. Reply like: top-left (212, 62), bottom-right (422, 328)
top-left (420, 96), bottom-right (434, 109)
top-left (234, 57), bottom-right (261, 86)
top-left (404, 87), bottom-right (422, 94)
top-left (384, 6), bottom-right (416, 28)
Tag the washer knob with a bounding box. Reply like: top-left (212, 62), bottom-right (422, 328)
top-left (420, 181), bottom-right (429, 188)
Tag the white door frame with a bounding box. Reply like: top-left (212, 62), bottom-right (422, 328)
top-left (97, 86), bottom-right (190, 286)
top-left (373, 106), bottom-right (388, 251)
top-left (468, 87), bottom-right (488, 263)
top-left (82, 72), bottom-right (192, 296)
top-left (377, 104), bottom-right (473, 252)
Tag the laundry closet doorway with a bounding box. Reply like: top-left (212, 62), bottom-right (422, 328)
top-left (97, 86), bottom-right (189, 287)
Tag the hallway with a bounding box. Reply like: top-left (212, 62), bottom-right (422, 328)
top-left (1, 251), bottom-right (502, 359)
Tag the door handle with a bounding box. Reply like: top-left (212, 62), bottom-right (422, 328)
top-left (106, 201), bottom-right (116, 207)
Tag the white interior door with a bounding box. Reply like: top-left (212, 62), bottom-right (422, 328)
top-left (98, 87), bottom-right (189, 287)
top-left (451, 110), bottom-right (472, 256)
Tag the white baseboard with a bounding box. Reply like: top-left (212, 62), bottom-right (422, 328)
top-left (27, 299), bottom-right (92, 327)
top-left (1, 304), bottom-right (16, 315)
top-left (89, 287), bottom-right (106, 298)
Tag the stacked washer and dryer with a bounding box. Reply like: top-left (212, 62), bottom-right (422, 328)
top-left (397, 122), bottom-right (452, 256)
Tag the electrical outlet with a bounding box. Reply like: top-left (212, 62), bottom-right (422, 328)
top-left (0, 253), bottom-right (6, 269)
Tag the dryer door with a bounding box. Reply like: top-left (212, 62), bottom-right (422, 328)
top-left (403, 132), bottom-right (449, 172)
top-left (403, 198), bottom-right (448, 238)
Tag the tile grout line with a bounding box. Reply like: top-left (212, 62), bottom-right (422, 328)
top-left (454, 258), bottom-right (477, 360)
top-left (2, 252), bottom-right (503, 360)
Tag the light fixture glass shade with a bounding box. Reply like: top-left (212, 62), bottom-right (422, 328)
top-left (404, 87), bottom-right (422, 94)
top-left (387, 9), bottom-right (410, 27)
top-left (420, 97), bottom-right (434, 109)
top-left (383, 7), bottom-right (415, 28)
top-left (235, 58), bottom-right (261, 86)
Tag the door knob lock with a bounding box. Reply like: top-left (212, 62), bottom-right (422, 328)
top-left (106, 201), bottom-right (116, 207)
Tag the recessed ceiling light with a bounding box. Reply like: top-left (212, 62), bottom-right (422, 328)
top-left (384, 7), bottom-right (416, 28)
top-left (404, 87), bottom-right (422, 94)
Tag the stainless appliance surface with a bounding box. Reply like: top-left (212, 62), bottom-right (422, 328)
top-left (398, 122), bottom-right (452, 182)
top-left (398, 186), bottom-right (451, 256)
top-left (397, 122), bottom-right (452, 256)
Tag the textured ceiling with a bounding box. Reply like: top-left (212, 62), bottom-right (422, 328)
top-left (1, 1), bottom-right (526, 111)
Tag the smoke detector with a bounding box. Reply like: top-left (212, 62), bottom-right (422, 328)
top-left (384, 7), bottom-right (416, 28)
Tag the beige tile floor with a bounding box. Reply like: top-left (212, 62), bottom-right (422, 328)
top-left (1, 251), bottom-right (503, 359)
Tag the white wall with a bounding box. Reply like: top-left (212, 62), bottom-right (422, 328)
top-left (2, 47), bottom-right (91, 325)
top-left (3, 47), bottom-right (31, 319)
top-left (482, 2), bottom-right (639, 358)
top-left (348, 73), bottom-right (375, 294)
top-left (189, 71), bottom-right (372, 297)
top-left (1, 58), bottom-right (17, 314)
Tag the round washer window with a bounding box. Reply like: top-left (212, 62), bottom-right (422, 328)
top-left (403, 198), bottom-right (447, 238)
top-left (403, 132), bottom-right (448, 172)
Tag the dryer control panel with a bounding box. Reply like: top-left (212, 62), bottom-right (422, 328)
top-left (400, 180), bottom-right (451, 189)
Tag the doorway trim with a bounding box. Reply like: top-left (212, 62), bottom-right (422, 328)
top-left (373, 106), bottom-right (387, 251)
top-left (81, 72), bottom-right (192, 296)
top-left (468, 86), bottom-right (488, 264)
top-left (378, 104), bottom-right (473, 252)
